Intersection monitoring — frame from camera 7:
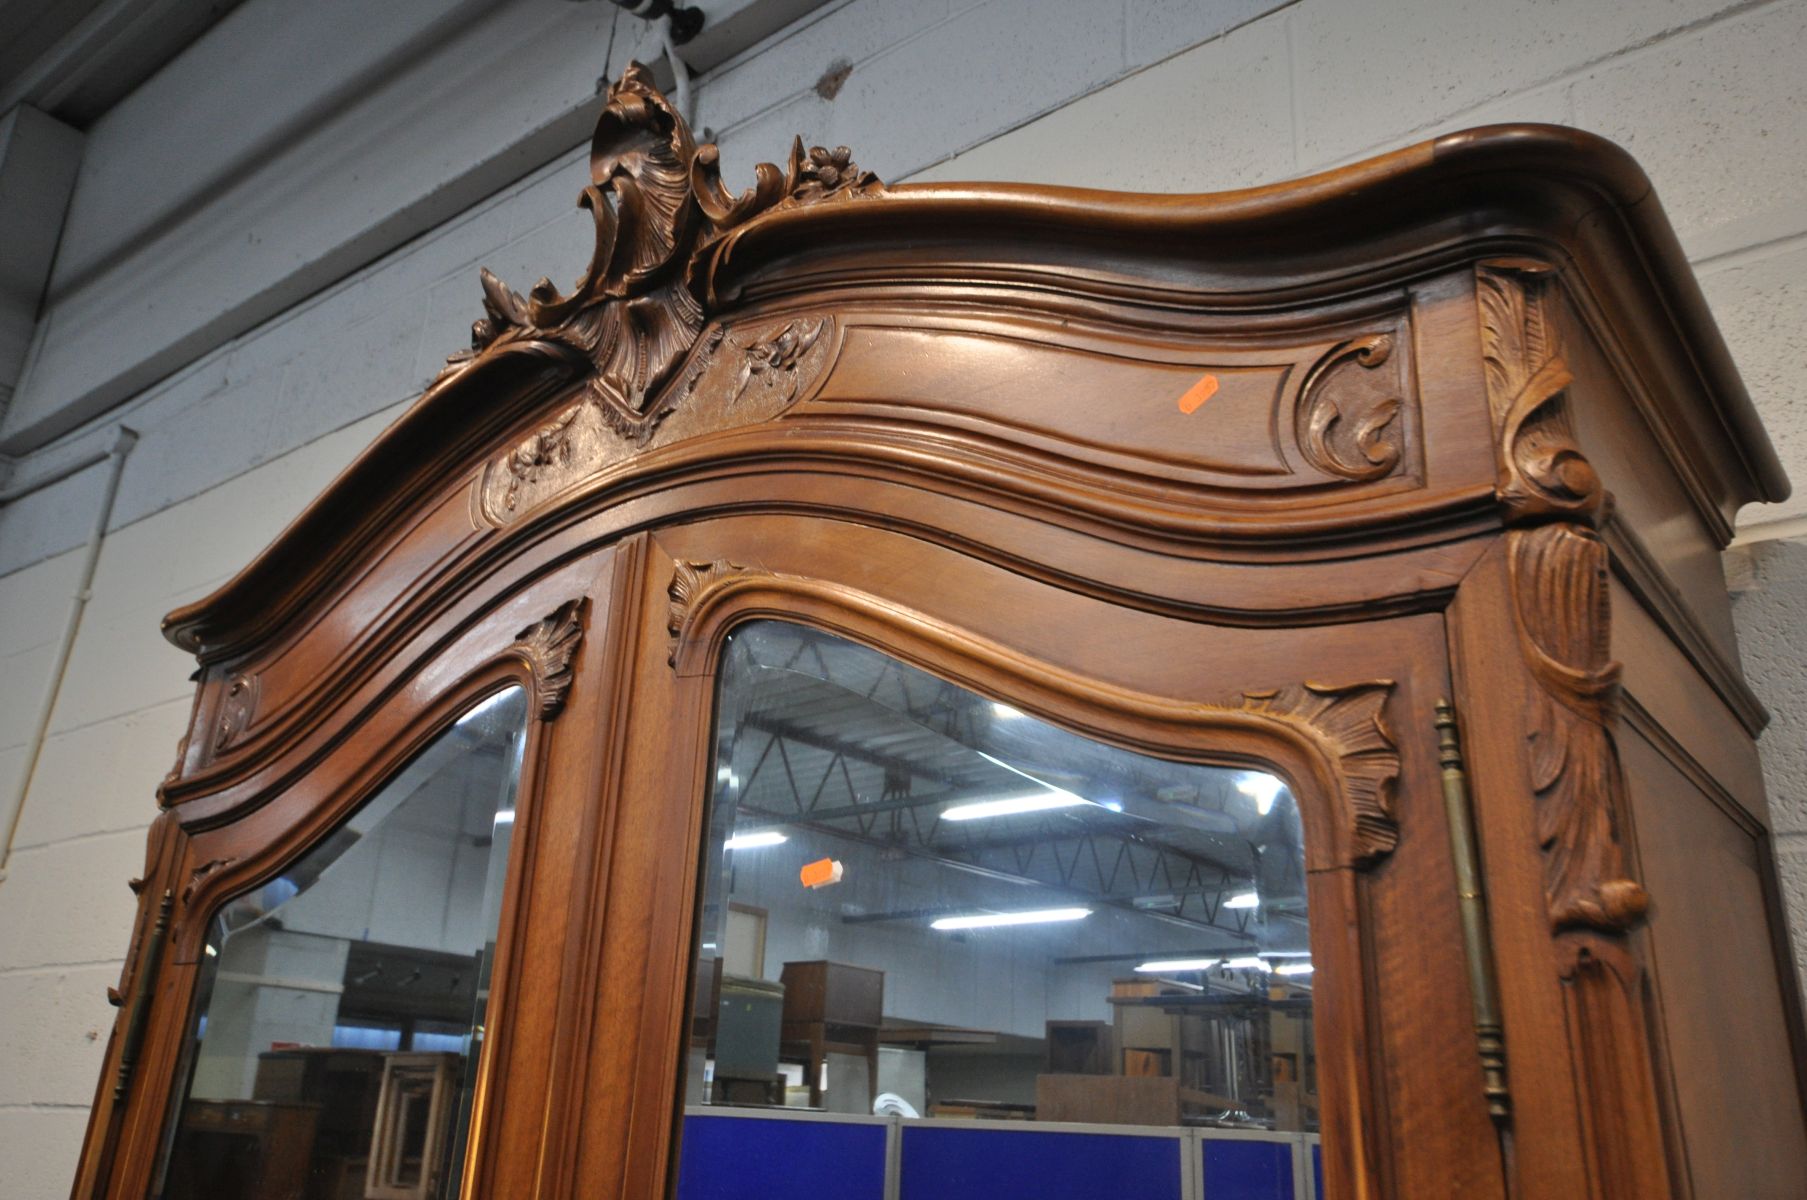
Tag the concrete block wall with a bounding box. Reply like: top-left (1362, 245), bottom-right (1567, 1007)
top-left (1, 0), bottom-right (1805, 1190)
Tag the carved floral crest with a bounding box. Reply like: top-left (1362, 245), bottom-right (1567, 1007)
top-left (439, 63), bottom-right (878, 523)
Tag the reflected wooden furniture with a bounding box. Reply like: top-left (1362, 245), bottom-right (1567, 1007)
top-left (75, 63), bottom-right (1807, 1200)
top-left (162, 1099), bottom-right (321, 1200)
top-left (779, 960), bottom-right (883, 1110)
top-left (253, 1047), bottom-right (387, 1199)
top-left (364, 1053), bottom-right (458, 1200)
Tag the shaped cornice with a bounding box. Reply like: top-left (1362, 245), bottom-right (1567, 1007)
top-left (160, 69), bottom-right (1784, 662)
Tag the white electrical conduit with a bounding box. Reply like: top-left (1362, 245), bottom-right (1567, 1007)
top-left (659, 22), bottom-right (693, 129)
top-left (0, 424), bottom-right (137, 883)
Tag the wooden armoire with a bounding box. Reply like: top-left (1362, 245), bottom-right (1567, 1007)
top-left (73, 64), bottom-right (1807, 1200)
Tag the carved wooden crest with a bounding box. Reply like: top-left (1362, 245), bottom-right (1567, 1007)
top-left (440, 62), bottom-right (877, 525)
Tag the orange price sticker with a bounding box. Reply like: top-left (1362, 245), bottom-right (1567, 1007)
top-left (799, 858), bottom-right (844, 889)
top-left (1176, 373), bottom-right (1220, 415)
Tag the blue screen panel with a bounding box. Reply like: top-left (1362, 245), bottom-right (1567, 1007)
top-left (1312, 1143), bottom-right (1322, 1199)
top-left (1202, 1138), bottom-right (1295, 1200)
top-left (676, 1115), bottom-right (887, 1200)
top-left (900, 1127), bottom-right (1182, 1200)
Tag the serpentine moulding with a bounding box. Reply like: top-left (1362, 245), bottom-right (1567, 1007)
top-left (446, 61), bottom-right (872, 526)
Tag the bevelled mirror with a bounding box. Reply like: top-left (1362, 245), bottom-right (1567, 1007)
top-left (674, 622), bottom-right (1317, 1198)
top-left (156, 688), bottom-right (531, 1200)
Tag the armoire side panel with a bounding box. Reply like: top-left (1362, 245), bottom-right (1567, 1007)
top-left (1619, 728), bottom-right (1807, 1197)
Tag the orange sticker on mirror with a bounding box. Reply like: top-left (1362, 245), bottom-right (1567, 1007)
top-left (800, 858), bottom-right (844, 889)
top-left (1176, 374), bottom-right (1219, 414)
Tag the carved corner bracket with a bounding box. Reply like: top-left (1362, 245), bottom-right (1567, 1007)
top-left (1477, 259), bottom-right (1603, 524)
top-left (1241, 681), bottom-right (1400, 867)
top-left (1481, 260), bottom-right (1648, 937)
top-left (668, 559), bottom-right (755, 666)
top-left (1509, 522), bottom-right (1649, 934)
top-left (510, 598), bottom-right (589, 719)
top-left (1296, 333), bottom-right (1405, 482)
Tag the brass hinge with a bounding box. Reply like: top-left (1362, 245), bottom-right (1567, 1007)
top-left (1436, 700), bottom-right (1511, 1126)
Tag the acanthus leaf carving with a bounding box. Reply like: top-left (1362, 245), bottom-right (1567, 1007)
top-left (667, 559), bottom-right (754, 665)
top-left (1510, 522), bottom-right (1649, 934)
top-left (1296, 333), bottom-right (1404, 482)
top-left (182, 857), bottom-right (235, 904)
top-left (1478, 260), bottom-right (1603, 522)
top-left (439, 63), bottom-right (876, 524)
top-left (477, 313), bottom-right (835, 524)
top-left (511, 598), bottom-right (588, 720)
top-left (1240, 680), bottom-right (1399, 866)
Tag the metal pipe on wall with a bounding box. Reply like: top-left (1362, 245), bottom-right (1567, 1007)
top-left (0, 424), bottom-right (137, 883)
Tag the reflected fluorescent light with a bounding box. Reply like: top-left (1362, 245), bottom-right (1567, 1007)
top-left (1136, 958), bottom-right (1219, 972)
top-left (493, 810), bottom-right (516, 827)
top-left (1224, 956), bottom-right (1273, 972)
top-left (1275, 962), bottom-right (1314, 976)
top-left (942, 789), bottom-right (1088, 822)
top-left (1223, 891), bottom-right (1260, 910)
top-left (1236, 772), bottom-right (1284, 816)
top-left (931, 907), bottom-right (1091, 931)
top-left (992, 702), bottom-right (1025, 720)
top-left (724, 830), bottom-right (788, 850)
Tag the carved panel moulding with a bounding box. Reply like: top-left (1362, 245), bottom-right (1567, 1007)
top-left (1295, 333), bottom-right (1405, 482)
top-left (509, 598), bottom-right (589, 719)
top-left (435, 61), bottom-right (872, 526)
top-left (664, 558), bottom-right (1398, 865)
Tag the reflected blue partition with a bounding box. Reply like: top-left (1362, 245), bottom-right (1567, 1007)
top-left (901, 1126), bottom-right (1183, 1200)
top-left (1312, 1141), bottom-right (1322, 1199)
top-left (1201, 1137), bottom-right (1295, 1200)
top-left (676, 1114), bottom-right (886, 1200)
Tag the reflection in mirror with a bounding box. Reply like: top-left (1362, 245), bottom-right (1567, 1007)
top-left (675, 622), bottom-right (1320, 1196)
top-left (158, 688), bottom-right (530, 1200)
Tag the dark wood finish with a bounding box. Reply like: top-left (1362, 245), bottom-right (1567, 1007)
top-left (71, 63), bottom-right (1804, 1200)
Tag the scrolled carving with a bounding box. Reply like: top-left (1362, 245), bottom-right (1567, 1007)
top-left (1296, 333), bottom-right (1403, 481)
top-left (510, 598), bottom-right (588, 719)
top-left (450, 63), bottom-right (871, 523)
top-left (1478, 260), bottom-right (1603, 521)
top-left (1240, 680), bottom-right (1399, 866)
top-left (668, 559), bottom-right (753, 665)
top-left (213, 674), bottom-right (258, 752)
top-left (1510, 522), bottom-right (1649, 933)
